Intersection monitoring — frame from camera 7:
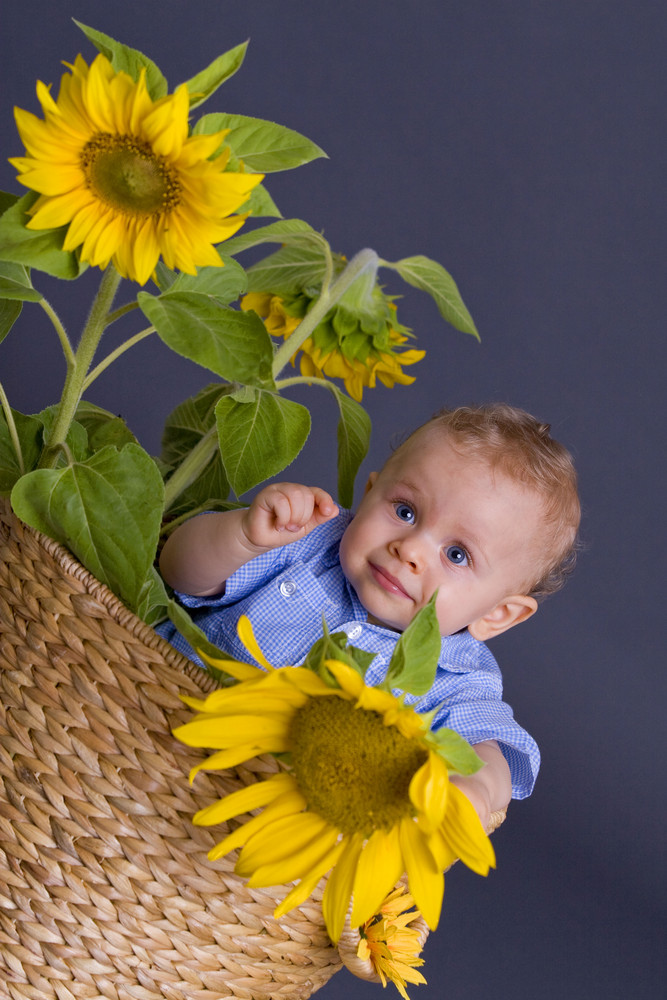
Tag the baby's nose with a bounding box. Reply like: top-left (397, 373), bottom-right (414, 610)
top-left (390, 534), bottom-right (424, 568)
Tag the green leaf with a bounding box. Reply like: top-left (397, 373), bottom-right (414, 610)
top-left (161, 383), bottom-right (230, 517)
top-left (0, 192), bottom-right (18, 216)
top-left (195, 113), bottom-right (327, 172)
top-left (429, 727), bottom-right (484, 776)
top-left (302, 624), bottom-right (376, 683)
top-left (215, 389), bottom-right (310, 497)
top-left (384, 594), bottom-right (442, 696)
top-left (37, 409), bottom-right (89, 462)
top-left (0, 299), bottom-right (22, 344)
top-left (0, 408), bottom-right (43, 494)
top-left (391, 255), bottom-right (479, 339)
top-left (73, 21), bottom-right (168, 98)
top-left (219, 219), bottom-right (322, 257)
top-left (74, 401), bottom-right (138, 452)
top-left (164, 254), bottom-right (247, 303)
top-left (0, 262), bottom-right (42, 302)
top-left (11, 443), bottom-right (165, 616)
top-left (325, 384), bottom-right (371, 508)
top-left (182, 42), bottom-right (248, 109)
top-left (137, 290), bottom-right (275, 388)
top-left (159, 586), bottom-right (240, 684)
top-left (246, 243), bottom-right (329, 295)
top-left (238, 182), bottom-right (282, 219)
top-left (0, 193), bottom-right (84, 279)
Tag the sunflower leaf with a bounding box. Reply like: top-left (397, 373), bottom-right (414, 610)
top-left (162, 254), bottom-right (247, 303)
top-left (215, 389), bottom-right (310, 498)
top-left (10, 443), bottom-right (164, 616)
top-left (73, 21), bottom-right (168, 98)
top-left (324, 384), bottom-right (370, 508)
top-left (0, 407), bottom-right (43, 494)
top-left (218, 219), bottom-right (324, 257)
top-left (138, 291), bottom-right (275, 388)
top-left (303, 623), bottom-right (376, 682)
top-left (0, 193), bottom-right (84, 279)
top-left (0, 262), bottom-right (42, 302)
top-left (0, 299), bottom-right (23, 344)
top-left (238, 182), bottom-right (282, 219)
top-left (246, 244), bottom-right (330, 295)
top-left (384, 594), bottom-right (441, 696)
top-left (195, 113), bottom-right (327, 172)
top-left (183, 42), bottom-right (248, 109)
top-left (390, 255), bottom-right (479, 339)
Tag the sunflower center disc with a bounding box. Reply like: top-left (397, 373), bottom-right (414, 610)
top-left (82, 133), bottom-right (181, 215)
top-left (289, 696), bottom-right (428, 836)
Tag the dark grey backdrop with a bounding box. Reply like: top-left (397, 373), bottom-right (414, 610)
top-left (1, 2), bottom-right (665, 998)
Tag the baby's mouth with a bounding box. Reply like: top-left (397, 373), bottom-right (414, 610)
top-left (369, 563), bottom-right (412, 600)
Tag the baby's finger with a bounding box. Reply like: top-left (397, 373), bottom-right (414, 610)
top-left (311, 487), bottom-right (339, 521)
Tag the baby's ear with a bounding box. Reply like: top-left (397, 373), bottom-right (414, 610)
top-left (364, 471), bottom-right (378, 494)
top-left (468, 595), bottom-right (538, 641)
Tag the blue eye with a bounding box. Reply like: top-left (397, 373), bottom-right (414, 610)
top-left (394, 502), bottom-right (415, 523)
top-left (446, 545), bottom-right (468, 566)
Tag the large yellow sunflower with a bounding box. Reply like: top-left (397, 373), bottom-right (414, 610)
top-left (173, 616), bottom-right (494, 944)
top-left (241, 291), bottom-right (424, 401)
top-left (10, 53), bottom-right (264, 285)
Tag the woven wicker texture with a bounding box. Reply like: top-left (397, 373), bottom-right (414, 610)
top-left (0, 499), bottom-right (343, 1000)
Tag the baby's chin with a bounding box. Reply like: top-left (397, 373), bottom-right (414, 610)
top-left (364, 612), bottom-right (403, 633)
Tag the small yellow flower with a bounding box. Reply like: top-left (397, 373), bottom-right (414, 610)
top-left (173, 616), bottom-right (494, 945)
top-left (10, 53), bottom-right (264, 284)
top-left (357, 886), bottom-right (428, 1000)
top-left (241, 291), bottom-right (424, 401)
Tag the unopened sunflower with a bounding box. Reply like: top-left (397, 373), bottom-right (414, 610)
top-left (241, 284), bottom-right (424, 401)
top-left (173, 616), bottom-right (494, 944)
top-left (10, 53), bottom-right (263, 284)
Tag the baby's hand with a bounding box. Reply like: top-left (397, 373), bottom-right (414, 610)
top-left (242, 483), bottom-right (338, 551)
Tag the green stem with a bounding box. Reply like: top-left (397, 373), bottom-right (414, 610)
top-left (0, 380), bottom-right (24, 476)
top-left (39, 297), bottom-right (75, 367)
top-left (105, 300), bottom-right (140, 327)
top-left (39, 266), bottom-right (122, 468)
top-left (270, 248), bottom-right (379, 379)
top-left (163, 424), bottom-right (218, 511)
top-left (82, 325), bottom-right (156, 392)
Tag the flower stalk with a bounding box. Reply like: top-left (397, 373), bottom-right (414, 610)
top-left (38, 266), bottom-right (122, 468)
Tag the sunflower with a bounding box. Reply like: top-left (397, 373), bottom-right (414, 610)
top-left (173, 616), bottom-right (494, 944)
top-left (241, 290), bottom-right (425, 401)
top-left (356, 885), bottom-right (428, 999)
top-left (10, 53), bottom-right (264, 285)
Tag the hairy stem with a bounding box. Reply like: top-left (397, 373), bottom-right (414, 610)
top-left (82, 325), bottom-right (156, 392)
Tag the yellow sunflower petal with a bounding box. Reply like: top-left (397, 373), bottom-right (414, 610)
top-left (273, 836), bottom-right (346, 918)
top-left (441, 784), bottom-right (496, 875)
top-left (236, 809), bottom-right (333, 879)
top-left (350, 827), bottom-right (405, 928)
top-left (321, 831), bottom-right (364, 943)
top-left (208, 782), bottom-right (307, 860)
top-left (398, 816), bottom-right (443, 931)
top-left (409, 751), bottom-right (449, 833)
top-left (237, 615), bottom-right (275, 671)
top-left (194, 772), bottom-right (290, 829)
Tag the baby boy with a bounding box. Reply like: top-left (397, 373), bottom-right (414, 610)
top-left (158, 403), bottom-right (580, 828)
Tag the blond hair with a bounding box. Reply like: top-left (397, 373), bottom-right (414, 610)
top-left (410, 403), bottom-right (581, 597)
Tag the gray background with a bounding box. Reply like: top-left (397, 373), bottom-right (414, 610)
top-left (1, 2), bottom-right (665, 998)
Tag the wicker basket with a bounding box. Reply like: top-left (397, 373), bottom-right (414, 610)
top-left (0, 499), bottom-right (345, 1000)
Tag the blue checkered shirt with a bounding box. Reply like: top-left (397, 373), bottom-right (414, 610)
top-left (157, 509), bottom-right (540, 798)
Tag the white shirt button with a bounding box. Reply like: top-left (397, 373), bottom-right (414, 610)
top-left (279, 579), bottom-right (296, 597)
top-left (347, 624), bottom-right (363, 640)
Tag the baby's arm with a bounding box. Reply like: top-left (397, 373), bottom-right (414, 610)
top-left (159, 483), bottom-right (338, 597)
top-left (449, 739), bottom-right (512, 831)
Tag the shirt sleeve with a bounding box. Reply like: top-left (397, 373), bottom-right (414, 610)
top-left (417, 638), bottom-right (541, 800)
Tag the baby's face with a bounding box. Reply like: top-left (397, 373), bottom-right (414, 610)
top-left (339, 428), bottom-right (545, 637)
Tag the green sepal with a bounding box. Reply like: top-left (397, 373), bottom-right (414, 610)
top-left (390, 255), bottom-right (479, 339)
top-left (10, 443), bottom-right (165, 618)
top-left (215, 388), bottom-right (310, 497)
top-left (0, 193), bottom-right (85, 279)
top-left (194, 113), bottom-right (327, 172)
top-left (137, 290), bottom-right (275, 388)
top-left (383, 593), bottom-right (441, 696)
top-left (427, 727), bottom-right (485, 776)
top-left (181, 42), bottom-right (248, 109)
top-left (73, 21), bottom-right (168, 98)
top-left (302, 620), bottom-right (376, 685)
